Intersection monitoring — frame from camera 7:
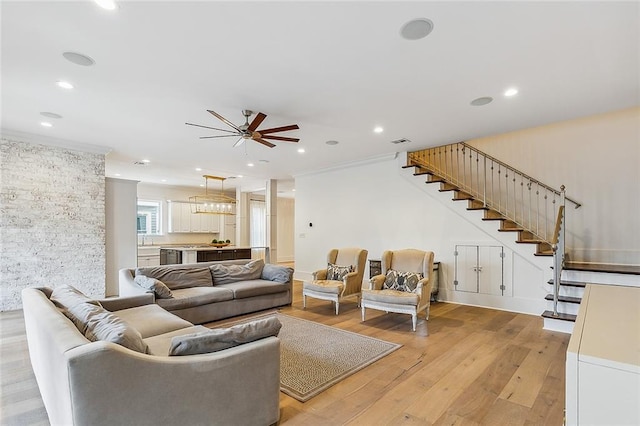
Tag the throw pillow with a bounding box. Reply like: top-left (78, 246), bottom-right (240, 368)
top-left (261, 263), bottom-right (293, 283)
top-left (209, 259), bottom-right (265, 285)
top-left (134, 275), bottom-right (173, 299)
top-left (327, 263), bottom-right (354, 281)
top-left (135, 266), bottom-right (213, 290)
top-left (383, 269), bottom-right (423, 292)
top-left (66, 302), bottom-right (149, 354)
top-left (50, 284), bottom-right (101, 310)
top-left (169, 316), bottom-right (282, 356)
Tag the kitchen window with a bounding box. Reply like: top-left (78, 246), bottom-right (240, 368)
top-left (137, 200), bottom-right (162, 235)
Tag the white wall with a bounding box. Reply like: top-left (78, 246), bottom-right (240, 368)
top-left (467, 107), bottom-right (640, 265)
top-left (295, 154), bottom-right (552, 315)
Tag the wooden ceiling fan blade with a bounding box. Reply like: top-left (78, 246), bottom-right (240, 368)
top-left (254, 137), bottom-right (276, 148)
top-left (247, 112), bottom-right (267, 132)
top-left (199, 135), bottom-right (239, 139)
top-left (258, 124), bottom-right (299, 135)
top-left (207, 110), bottom-right (242, 132)
top-left (261, 135), bottom-right (300, 142)
top-left (185, 122), bottom-right (238, 133)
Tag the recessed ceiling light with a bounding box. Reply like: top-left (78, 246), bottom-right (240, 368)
top-left (237, 175), bottom-right (243, 178)
top-left (247, 162), bottom-right (254, 167)
top-left (161, 179), bottom-right (167, 182)
top-left (195, 167), bottom-right (202, 171)
top-left (114, 173), bottom-right (121, 177)
top-left (325, 140), bottom-right (339, 146)
top-left (470, 97), bottom-right (493, 106)
top-left (40, 122), bottom-right (53, 128)
top-left (400, 18), bottom-right (434, 40)
top-left (56, 81), bottom-right (74, 89)
top-left (292, 189), bottom-right (296, 192)
top-left (40, 112), bottom-right (63, 119)
top-left (141, 159), bottom-right (150, 163)
top-left (374, 126), bottom-right (384, 134)
top-left (199, 184), bottom-right (205, 187)
top-left (94, 0), bottom-right (117, 10)
top-left (504, 88), bottom-right (519, 97)
top-left (62, 52), bottom-right (95, 67)
top-left (297, 148), bottom-right (305, 153)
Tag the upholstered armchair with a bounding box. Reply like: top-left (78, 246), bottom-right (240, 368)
top-left (361, 249), bottom-right (435, 331)
top-left (302, 247), bottom-right (368, 315)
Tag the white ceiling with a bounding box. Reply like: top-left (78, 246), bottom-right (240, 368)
top-left (2, 1), bottom-right (638, 195)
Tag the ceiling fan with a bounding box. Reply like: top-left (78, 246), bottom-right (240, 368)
top-left (186, 109), bottom-right (299, 148)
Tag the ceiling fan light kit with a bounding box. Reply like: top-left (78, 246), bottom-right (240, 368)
top-left (189, 175), bottom-right (236, 215)
top-left (186, 109), bottom-right (300, 148)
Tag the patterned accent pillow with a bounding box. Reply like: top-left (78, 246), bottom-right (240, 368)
top-left (383, 269), bottom-right (423, 292)
top-left (327, 263), bottom-right (354, 281)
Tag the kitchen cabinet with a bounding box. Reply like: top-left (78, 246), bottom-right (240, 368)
top-left (137, 246), bottom-right (160, 267)
top-left (168, 201), bottom-right (221, 233)
top-left (197, 248), bottom-right (251, 262)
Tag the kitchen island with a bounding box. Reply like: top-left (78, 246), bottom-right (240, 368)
top-left (160, 246), bottom-right (252, 265)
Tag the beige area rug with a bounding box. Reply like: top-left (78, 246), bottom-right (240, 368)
top-left (212, 312), bottom-right (401, 402)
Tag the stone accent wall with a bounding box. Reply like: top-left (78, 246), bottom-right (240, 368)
top-left (0, 138), bottom-right (106, 311)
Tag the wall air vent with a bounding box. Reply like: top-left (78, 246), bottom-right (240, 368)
top-left (133, 161), bottom-right (147, 165)
top-left (390, 138), bottom-right (411, 145)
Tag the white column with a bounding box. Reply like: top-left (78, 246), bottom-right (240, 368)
top-left (266, 179), bottom-right (277, 263)
top-left (235, 188), bottom-right (250, 248)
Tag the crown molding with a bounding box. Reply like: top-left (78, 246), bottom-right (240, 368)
top-left (0, 128), bottom-right (112, 155)
top-left (293, 152), bottom-right (400, 178)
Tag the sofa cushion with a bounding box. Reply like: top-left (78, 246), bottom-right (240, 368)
top-left (209, 259), bottom-right (264, 285)
top-left (156, 287), bottom-right (234, 311)
top-left (111, 304), bottom-right (193, 338)
top-left (383, 269), bottom-right (423, 292)
top-left (168, 316), bottom-right (282, 356)
top-left (66, 302), bottom-right (149, 354)
top-left (361, 288), bottom-right (420, 306)
top-left (217, 279), bottom-right (289, 299)
top-left (261, 264), bottom-right (293, 283)
top-left (50, 284), bottom-right (100, 310)
top-left (143, 325), bottom-right (210, 356)
top-left (135, 266), bottom-right (213, 290)
top-left (327, 263), bottom-right (353, 281)
top-left (134, 275), bottom-right (173, 299)
top-left (303, 280), bottom-right (343, 295)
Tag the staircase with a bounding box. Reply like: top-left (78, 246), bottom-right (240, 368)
top-left (405, 143), bottom-right (582, 329)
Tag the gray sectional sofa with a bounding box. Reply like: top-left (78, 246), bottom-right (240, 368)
top-left (22, 286), bottom-right (281, 426)
top-left (119, 259), bottom-right (294, 324)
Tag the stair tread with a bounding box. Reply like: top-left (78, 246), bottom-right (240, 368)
top-left (547, 279), bottom-right (587, 288)
top-left (498, 227), bottom-right (524, 232)
top-left (467, 207), bottom-right (489, 211)
top-left (565, 262), bottom-right (640, 275)
top-left (544, 294), bottom-right (582, 303)
top-left (541, 310), bottom-right (577, 322)
top-left (516, 239), bottom-right (546, 244)
top-left (534, 252), bottom-right (553, 257)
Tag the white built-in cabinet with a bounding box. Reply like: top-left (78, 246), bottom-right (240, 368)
top-left (168, 201), bottom-right (221, 233)
top-left (454, 244), bottom-right (512, 296)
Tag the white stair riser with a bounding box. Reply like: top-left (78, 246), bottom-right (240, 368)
top-left (562, 270), bottom-right (640, 286)
top-left (546, 300), bottom-right (580, 315)
top-left (554, 286), bottom-right (585, 298)
top-left (543, 317), bottom-right (574, 334)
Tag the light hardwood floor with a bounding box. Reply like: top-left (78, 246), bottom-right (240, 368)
top-left (1, 281), bottom-right (569, 425)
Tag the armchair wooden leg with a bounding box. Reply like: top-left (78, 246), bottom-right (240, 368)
top-left (303, 294), bottom-right (306, 309)
top-left (361, 306), bottom-right (366, 322)
top-left (411, 313), bottom-right (417, 332)
top-left (335, 301), bottom-right (339, 315)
